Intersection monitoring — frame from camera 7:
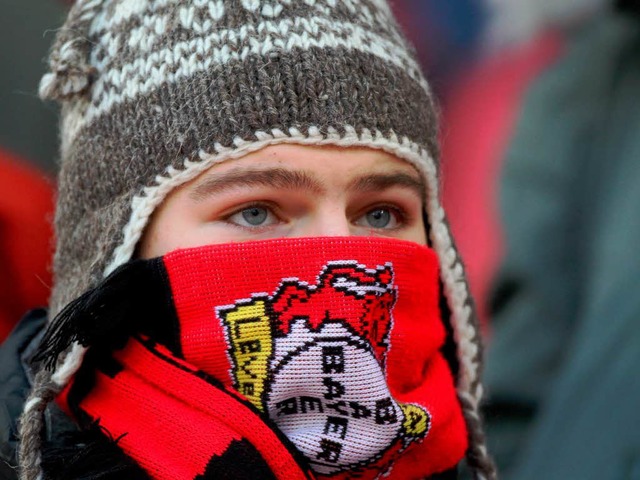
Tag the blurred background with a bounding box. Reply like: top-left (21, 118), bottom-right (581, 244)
top-left (1, 0), bottom-right (638, 478)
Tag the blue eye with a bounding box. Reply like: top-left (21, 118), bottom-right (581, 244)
top-left (241, 207), bottom-right (269, 226)
top-left (241, 206), bottom-right (268, 226)
top-left (366, 208), bottom-right (391, 228)
top-left (355, 207), bottom-right (401, 229)
top-left (227, 205), bottom-right (278, 228)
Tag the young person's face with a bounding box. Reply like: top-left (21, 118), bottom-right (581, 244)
top-left (139, 144), bottom-right (427, 258)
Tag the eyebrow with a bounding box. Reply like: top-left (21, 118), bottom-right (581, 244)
top-left (189, 167), bottom-right (426, 202)
top-left (189, 167), bottom-right (325, 201)
top-left (347, 173), bottom-right (426, 200)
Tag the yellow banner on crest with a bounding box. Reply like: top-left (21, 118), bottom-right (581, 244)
top-left (219, 299), bottom-right (273, 411)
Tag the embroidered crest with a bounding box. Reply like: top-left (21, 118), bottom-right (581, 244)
top-left (217, 261), bottom-right (430, 476)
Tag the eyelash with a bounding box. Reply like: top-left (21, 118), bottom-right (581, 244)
top-left (363, 203), bottom-right (407, 225)
top-left (223, 202), bottom-right (411, 230)
top-left (221, 201), bottom-right (279, 227)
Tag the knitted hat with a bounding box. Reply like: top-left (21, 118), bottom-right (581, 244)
top-left (19, 1), bottom-right (495, 479)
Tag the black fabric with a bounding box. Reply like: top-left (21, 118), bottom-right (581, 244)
top-left (40, 424), bottom-right (149, 480)
top-left (431, 467), bottom-right (458, 480)
top-left (0, 311), bottom-right (146, 480)
top-left (617, 0), bottom-right (640, 16)
top-left (195, 438), bottom-right (277, 480)
top-left (34, 258), bottom-right (181, 371)
top-left (0, 309), bottom-right (47, 471)
top-left (0, 311), bottom-right (88, 480)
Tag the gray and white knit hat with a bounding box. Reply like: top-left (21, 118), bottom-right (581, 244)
top-left (19, 1), bottom-right (495, 479)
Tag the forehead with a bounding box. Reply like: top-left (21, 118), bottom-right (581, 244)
top-left (186, 144), bottom-right (426, 195)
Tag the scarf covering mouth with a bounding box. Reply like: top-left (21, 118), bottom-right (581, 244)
top-left (39, 237), bottom-right (468, 479)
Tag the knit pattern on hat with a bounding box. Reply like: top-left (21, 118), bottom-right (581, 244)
top-left (45, 0), bottom-right (438, 316)
top-left (19, 1), bottom-right (495, 480)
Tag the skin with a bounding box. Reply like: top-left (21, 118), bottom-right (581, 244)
top-left (139, 144), bottom-right (427, 258)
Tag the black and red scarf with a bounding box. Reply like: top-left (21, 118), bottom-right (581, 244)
top-left (38, 237), bottom-right (467, 479)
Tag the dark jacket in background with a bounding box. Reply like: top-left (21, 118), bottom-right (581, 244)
top-left (0, 312), bottom-right (147, 480)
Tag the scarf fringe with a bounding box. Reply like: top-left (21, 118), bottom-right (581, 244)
top-left (33, 260), bottom-right (159, 370)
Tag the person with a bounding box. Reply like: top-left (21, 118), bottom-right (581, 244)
top-left (481, 1), bottom-right (640, 478)
top-left (0, 1), bottom-right (496, 479)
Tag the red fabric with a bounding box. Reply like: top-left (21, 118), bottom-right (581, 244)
top-left (441, 31), bottom-right (565, 328)
top-left (68, 338), bottom-right (313, 480)
top-left (60, 238), bottom-right (466, 479)
top-left (162, 237), bottom-right (467, 478)
top-left (0, 149), bottom-right (54, 340)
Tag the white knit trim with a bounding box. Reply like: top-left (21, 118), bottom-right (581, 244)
top-left (22, 397), bottom-right (44, 415)
top-left (84, 15), bottom-right (427, 125)
top-left (419, 160), bottom-right (481, 403)
top-left (51, 342), bottom-right (87, 387)
top-left (101, 126), bottom-right (482, 412)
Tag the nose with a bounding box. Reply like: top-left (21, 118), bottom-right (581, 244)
top-left (293, 204), bottom-right (352, 238)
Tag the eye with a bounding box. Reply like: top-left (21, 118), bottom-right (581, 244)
top-left (227, 205), bottom-right (278, 228)
top-left (355, 207), bottom-right (401, 229)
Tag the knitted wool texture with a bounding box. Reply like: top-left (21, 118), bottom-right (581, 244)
top-left (45, 0), bottom-right (438, 316)
top-left (19, 1), bottom-right (495, 479)
top-left (54, 237), bottom-right (467, 479)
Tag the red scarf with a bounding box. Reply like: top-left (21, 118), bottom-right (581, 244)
top-left (54, 237), bottom-right (467, 479)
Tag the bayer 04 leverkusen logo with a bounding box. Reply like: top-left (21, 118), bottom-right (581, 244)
top-left (216, 261), bottom-right (431, 476)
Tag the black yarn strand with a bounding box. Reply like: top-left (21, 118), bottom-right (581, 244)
top-left (32, 260), bottom-right (161, 371)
